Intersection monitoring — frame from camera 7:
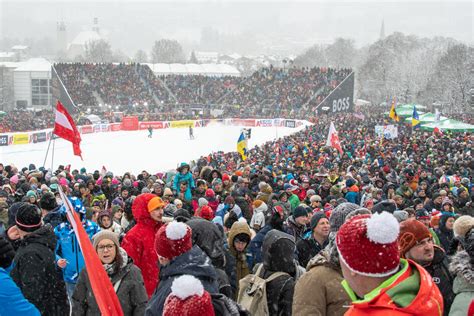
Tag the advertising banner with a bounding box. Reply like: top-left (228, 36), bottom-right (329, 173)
top-left (93, 124), bottom-right (101, 133)
top-left (170, 120), bottom-right (194, 128)
top-left (0, 135), bottom-right (8, 146)
top-left (232, 119), bottom-right (256, 127)
top-left (317, 72), bottom-right (355, 115)
top-left (284, 120), bottom-right (296, 128)
top-left (122, 116), bottom-right (139, 131)
top-left (256, 119), bottom-right (273, 127)
top-left (32, 132), bottom-right (47, 143)
top-left (375, 125), bottom-right (398, 139)
top-left (110, 123), bottom-right (122, 132)
top-left (139, 121), bottom-right (164, 130)
top-left (81, 125), bottom-right (94, 134)
top-left (12, 133), bottom-right (29, 145)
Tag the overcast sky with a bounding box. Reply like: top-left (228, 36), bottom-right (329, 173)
top-left (0, 0), bottom-right (472, 55)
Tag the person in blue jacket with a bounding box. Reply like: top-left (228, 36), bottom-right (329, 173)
top-left (54, 196), bottom-right (100, 298)
top-left (0, 236), bottom-right (40, 316)
top-left (172, 163), bottom-right (195, 202)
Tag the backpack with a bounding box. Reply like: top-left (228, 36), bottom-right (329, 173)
top-left (237, 264), bottom-right (289, 315)
top-left (211, 293), bottom-right (249, 316)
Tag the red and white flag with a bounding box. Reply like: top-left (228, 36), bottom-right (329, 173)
top-left (54, 101), bottom-right (82, 159)
top-left (326, 122), bottom-right (343, 155)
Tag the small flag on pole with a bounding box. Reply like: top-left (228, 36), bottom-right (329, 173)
top-left (412, 106), bottom-right (420, 129)
top-left (237, 132), bottom-right (248, 160)
top-left (54, 101), bottom-right (82, 159)
top-left (326, 122), bottom-right (343, 155)
top-left (389, 98), bottom-right (400, 122)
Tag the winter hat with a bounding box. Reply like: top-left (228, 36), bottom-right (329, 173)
top-left (345, 208), bottom-right (371, 221)
top-left (224, 196), bottom-right (235, 205)
top-left (453, 215), bottom-right (474, 238)
top-left (345, 178), bottom-right (356, 188)
top-left (222, 174), bottom-right (230, 182)
top-left (173, 208), bottom-right (191, 223)
top-left (441, 198), bottom-right (453, 207)
top-left (293, 205), bottom-right (309, 219)
top-left (415, 209), bottom-right (430, 220)
top-left (39, 192), bottom-right (58, 211)
top-left (26, 190), bottom-right (37, 199)
top-left (199, 205), bottom-right (214, 221)
top-left (15, 204), bottom-right (42, 232)
top-left (92, 230), bottom-right (120, 250)
top-left (306, 189), bottom-right (316, 196)
top-left (336, 212), bottom-right (400, 277)
top-left (155, 221), bottom-right (193, 260)
top-left (372, 200), bottom-right (397, 214)
top-left (163, 188), bottom-right (174, 197)
top-left (329, 202), bottom-right (359, 233)
top-left (10, 174), bottom-right (19, 185)
top-left (310, 195), bottom-right (322, 203)
top-left (148, 196), bottom-right (165, 212)
top-left (205, 189), bottom-right (215, 198)
top-left (198, 197), bottom-right (209, 207)
top-left (163, 275), bottom-right (215, 316)
top-left (393, 210), bottom-right (409, 223)
top-left (398, 219), bottom-right (432, 257)
top-left (310, 212), bottom-right (327, 231)
top-left (173, 199), bottom-right (183, 207)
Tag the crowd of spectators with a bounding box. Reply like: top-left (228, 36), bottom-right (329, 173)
top-left (0, 110), bottom-right (54, 133)
top-left (0, 110), bottom-right (472, 315)
top-left (54, 63), bottom-right (98, 108)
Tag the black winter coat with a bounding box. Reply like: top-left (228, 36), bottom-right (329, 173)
top-left (296, 236), bottom-right (329, 269)
top-left (72, 256), bottom-right (148, 316)
top-left (145, 245), bottom-right (219, 316)
top-left (42, 205), bottom-right (65, 228)
top-left (424, 246), bottom-right (455, 315)
top-left (10, 225), bottom-right (70, 315)
top-left (261, 229), bottom-right (297, 316)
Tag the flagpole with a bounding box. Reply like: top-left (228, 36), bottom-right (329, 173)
top-left (42, 134), bottom-right (53, 169)
top-left (51, 137), bottom-right (56, 171)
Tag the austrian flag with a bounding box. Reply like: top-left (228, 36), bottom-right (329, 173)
top-left (326, 122), bottom-right (343, 155)
top-left (54, 101), bottom-right (82, 159)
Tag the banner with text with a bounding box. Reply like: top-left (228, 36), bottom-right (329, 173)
top-left (317, 72), bottom-right (355, 115)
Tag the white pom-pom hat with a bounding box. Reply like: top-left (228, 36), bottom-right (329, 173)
top-left (164, 275), bottom-right (214, 316)
top-left (155, 221), bottom-right (192, 260)
top-left (336, 212), bottom-right (401, 277)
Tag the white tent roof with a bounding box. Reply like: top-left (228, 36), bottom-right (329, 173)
top-left (148, 63), bottom-right (240, 77)
top-left (14, 58), bottom-right (51, 72)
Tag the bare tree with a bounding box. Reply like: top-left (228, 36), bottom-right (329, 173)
top-left (84, 39), bottom-right (113, 63)
top-left (151, 39), bottom-right (185, 64)
top-left (188, 51), bottom-right (198, 64)
top-left (134, 49), bottom-right (148, 63)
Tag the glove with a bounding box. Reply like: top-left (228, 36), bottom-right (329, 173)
top-left (0, 236), bottom-right (15, 269)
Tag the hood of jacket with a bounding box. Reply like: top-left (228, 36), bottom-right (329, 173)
top-left (262, 229), bottom-right (296, 275)
top-left (160, 245), bottom-right (218, 282)
top-left (186, 218), bottom-right (226, 269)
top-left (228, 221), bottom-right (251, 254)
top-left (131, 193), bottom-right (156, 225)
top-left (343, 259), bottom-right (443, 315)
top-left (20, 224), bottom-right (57, 252)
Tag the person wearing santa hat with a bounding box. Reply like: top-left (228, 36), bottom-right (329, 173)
top-left (336, 212), bottom-right (444, 315)
top-left (163, 275), bottom-right (215, 316)
top-left (145, 221), bottom-right (218, 316)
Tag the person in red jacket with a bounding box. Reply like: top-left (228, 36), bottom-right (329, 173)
top-left (336, 212), bottom-right (444, 315)
top-left (122, 193), bottom-right (165, 298)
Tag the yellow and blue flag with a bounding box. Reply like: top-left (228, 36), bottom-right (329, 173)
top-left (389, 98), bottom-right (400, 122)
top-left (237, 132), bottom-right (248, 160)
top-left (412, 106), bottom-right (420, 129)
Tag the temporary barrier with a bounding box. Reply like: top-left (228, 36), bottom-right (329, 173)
top-left (138, 121), bottom-right (164, 130)
top-left (170, 120), bottom-right (194, 128)
top-left (121, 116), bottom-right (139, 131)
top-left (12, 133), bottom-right (29, 145)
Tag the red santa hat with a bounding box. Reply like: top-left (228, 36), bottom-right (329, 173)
top-left (164, 275), bottom-right (215, 316)
top-left (336, 212), bottom-right (400, 277)
top-left (155, 221), bottom-right (192, 260)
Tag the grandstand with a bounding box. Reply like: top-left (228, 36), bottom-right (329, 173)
top-left (52, 63), bottom-right (353, 118)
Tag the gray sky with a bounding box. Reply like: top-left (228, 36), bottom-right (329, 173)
top-left (0, 0), bottom-right (472, 56)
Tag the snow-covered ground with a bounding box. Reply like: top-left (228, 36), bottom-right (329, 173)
top-left (0, 124), bottom-right (305, 175)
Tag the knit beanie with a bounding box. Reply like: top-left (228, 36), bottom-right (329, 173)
top-left (155, 221), bottom-right (193, 260)
top-left (26, 190), bottom-right (37, 199)
top-left (39, 192), bottom-right (58, 211)
top-left (453, 215), bottom-right (474, 238)
top-left (372, 200), bottom-right (397, 214)
top-left (393, 210), bottom-right (409, 223)
top-left (198, 198), bottom-right (209, 207)
top-left (198, 205), bottom-right (214, 221)
top-left (163, 275), bottom-right (215, 316)
top-left (15, 204), bottom-right (42, 232)
top-left (224, 196), bottom-right (235, 205)
top-left (148, 196), bottom-right (165, 212)
top-left (92, 230), bottom-right (120, 250)
top-left (329, 202), bottom-right (359, 233)
top-left (205, 189), bottom-right (215, 198)
top-left (310, 195), bottom-right (322, 203)
top-left (310, 212), bottom-right (327, 231)
top-left (293, 205), bottom-right (309, 219)
top-left (398, 219), bottom-right (432, 257)
top-left (345, 208), bottom-right (371, 221)
top-left (336, 212), bottom-right (400, 277)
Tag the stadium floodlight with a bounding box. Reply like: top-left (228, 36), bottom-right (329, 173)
top-left (99, 103), bottom-right (103, 107)
top-left (144, 102), bottom-right (148, 106)
top-left (115, 106), bottom-right (119, 110)
top-left (87, 107), bottom-right (91, 113)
